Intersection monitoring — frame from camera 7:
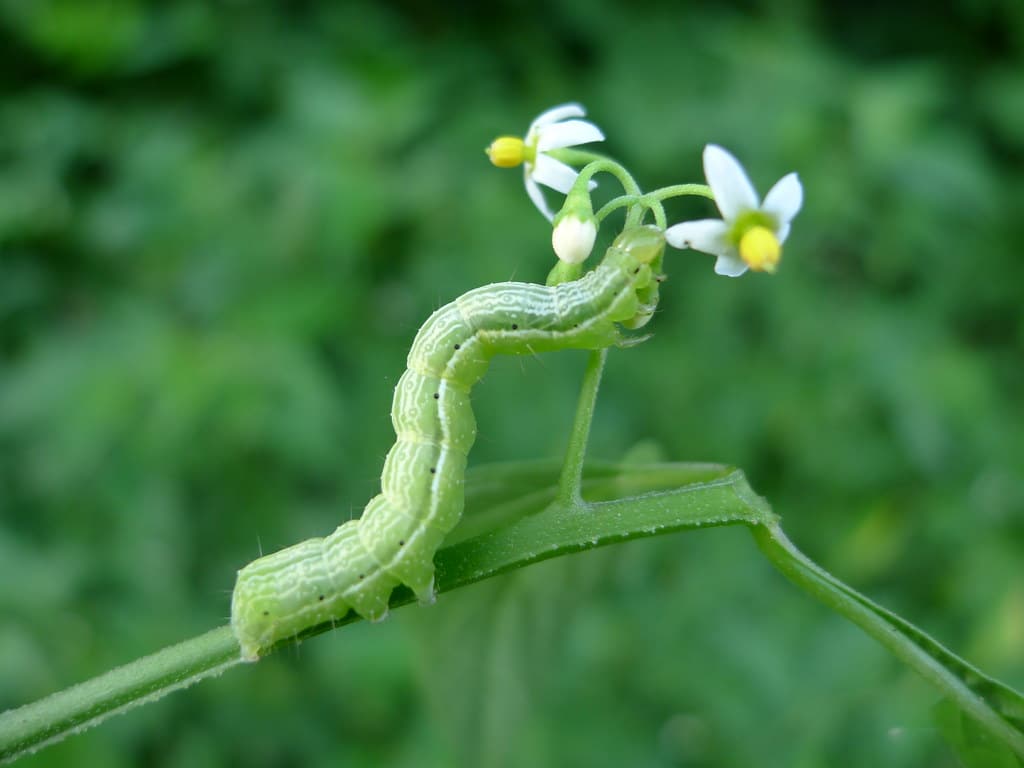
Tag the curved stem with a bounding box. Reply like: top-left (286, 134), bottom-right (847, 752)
top-left (595, 195), bottom-right (640, 223)
top-left (645, 199), bottom-right (668, 230)
top-left (577, 160), bottom-right (640, 198)
top-left (646, 183), bottom-right (714, 203)
top-left (571, 159), bottom-right (647, 228)
top-left (593, 184), bottom-right (714, 230)
top-left (593, 195), bottom-right (666, 230)
top-left (638, 185), bottom-right (712, 230)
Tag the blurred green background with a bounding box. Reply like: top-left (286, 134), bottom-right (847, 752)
top-left (2, 1), bottom-right (1022, 766)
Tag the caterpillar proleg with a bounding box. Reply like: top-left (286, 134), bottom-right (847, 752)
top-left (230, 226), bottom-right (666, 660)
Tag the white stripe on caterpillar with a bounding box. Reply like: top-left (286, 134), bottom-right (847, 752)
top-left (230, 226), bottom-right (665, 660)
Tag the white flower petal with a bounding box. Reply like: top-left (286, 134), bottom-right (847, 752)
top-left (530, 154), bottom-right (579, 194)
top-left (528, 103), bottom-right (585, 134)
top-left (664, 219), bottom-right (730, 256)
top-left (703, 144), bottom-right (759, 221)
top-left (536, 120), bottom-right (604, 152)
top-left (762, 172), bottom-right (803, 226)
top-left (714, 254), bottom-right (749, 277)
top-left (524, 171), bottom-right (555, 220)
top-left (776, 222), bottom-right (791, 245)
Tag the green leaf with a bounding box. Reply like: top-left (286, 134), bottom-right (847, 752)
top-left (752, 522), bottom-right (1024, 760)
top-left (934, 698), bottom-right (1023, 768)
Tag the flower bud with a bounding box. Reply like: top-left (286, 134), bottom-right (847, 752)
top-left (551, 214), bottom-right (597, 264)
top-left (551, 188), bottom-right (597, 265)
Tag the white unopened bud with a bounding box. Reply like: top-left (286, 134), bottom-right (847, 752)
top-left (551, 214), bottom-right (597, 265)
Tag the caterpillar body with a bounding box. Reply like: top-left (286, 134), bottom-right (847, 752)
top-left (231, 226), bottom-right (666, 660)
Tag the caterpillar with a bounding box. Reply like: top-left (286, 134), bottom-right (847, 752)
top-left (230, 226), bottom-right (666, 661)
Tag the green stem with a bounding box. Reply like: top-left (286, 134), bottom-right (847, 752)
top-left (592, 185), bottom-right (714, 230)
top-left (547, 148), bottom-right (614, 169)
top-left (594, 194), bottom-right (668, 230)
top-left (639, 184), bottom-right (713, 230)
top-left (646, 199), bottom-right (667, 230)
top-left (569, 159), bottom-right (648, 228)
top-left (594, 195), bottom-right (640, 224)
top-left (646, 183), bottom-right (714, 202)
top-left (574, 159), bottom-right (641, 197)
top-left (752, 522), bottom-right (1024, 759)
top-left (556, 349), bottom-right (607, 507)
top-left (0, 627), bottom-right (241, 764)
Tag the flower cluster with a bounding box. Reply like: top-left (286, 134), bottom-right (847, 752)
top-left (486, 103), bottom-right (803, 277)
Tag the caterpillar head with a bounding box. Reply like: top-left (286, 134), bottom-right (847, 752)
top-left (231, 587), bottom-right (281, 661)
top-left (612, 226), bottom-right (665, 330)
top-left (613, 225), bottom-right (665, 266)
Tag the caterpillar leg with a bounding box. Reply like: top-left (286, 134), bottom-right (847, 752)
top-left (358, 494), bottom-right (445, 604)
top-left (416, 574), bottom-right (437, 606)
top-left (327, 522), bottom-right (397, 622)
top-left (615, 332), bottom-right (652, 348)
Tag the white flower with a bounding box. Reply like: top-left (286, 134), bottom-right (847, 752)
top-left (486, 103), bottom-right (604, 221)
top-left (665, 145), bottom-right (803, 277)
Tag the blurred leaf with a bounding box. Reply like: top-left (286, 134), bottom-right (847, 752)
top-left (933, 698), bottom-right (1023, 768)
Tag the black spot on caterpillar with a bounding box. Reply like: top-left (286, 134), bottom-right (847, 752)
top-left (230, 226), bottom-right (666, 660)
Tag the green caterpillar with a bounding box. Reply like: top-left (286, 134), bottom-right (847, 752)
top-left (231, 226), bottom-right (666, 661)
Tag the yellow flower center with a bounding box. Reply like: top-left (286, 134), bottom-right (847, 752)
top-left (738, 226), bottom-right (781, 273)
top-left (485, 136), bottom-right (527, 168)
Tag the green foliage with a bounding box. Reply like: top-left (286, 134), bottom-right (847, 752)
top-left (2, 1), bottom-right (1022, 766)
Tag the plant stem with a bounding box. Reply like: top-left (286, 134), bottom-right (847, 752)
top-left (574, 159), bottom-right (641, 198)
top-left (556, 349), bottom-right (607, 507)
top-left (646, 183), bottom-right (714, 202)
top-left (0, 626), bottom-right (241, 764)
top-left (594, 195), bottom-right (640, 223)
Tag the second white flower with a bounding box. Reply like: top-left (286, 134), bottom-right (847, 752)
top-left (665, 145), bottom-right (803, 277)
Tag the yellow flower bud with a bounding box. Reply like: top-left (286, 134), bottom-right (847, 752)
top-left (485, 136), bottom-right (527, 168)
top-left (738, 225), bottom-right (781, 273)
